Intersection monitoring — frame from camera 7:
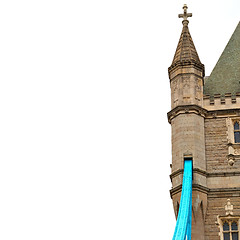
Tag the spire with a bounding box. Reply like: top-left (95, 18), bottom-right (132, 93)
top-left (168, 5), bottom-right (204, 73)
top-left (204, 22), bottom-right (240, 97)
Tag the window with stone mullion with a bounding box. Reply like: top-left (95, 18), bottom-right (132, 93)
top-left (223, 221), bottom-right (239, 240)
top-left (223, 222), bottom-right (230, 240)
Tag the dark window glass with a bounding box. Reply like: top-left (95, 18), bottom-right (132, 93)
top-left (234, 132), bottom-right (240, 143)
top-left (232, 222), bottom-right (238, 231)
top-left (232, 232), bottom-right (239, 240)
top-left (234, 122), bottom-right (240, 130)
top-left (224, 222), bottom-right (230, 231)
top-left (224, 232), bottom-right (230, 240)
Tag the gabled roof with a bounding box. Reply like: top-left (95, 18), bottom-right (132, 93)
top-left (204, 22), bottom-right (240, 96)
top-left (169, 22), bottom-right (204, 72)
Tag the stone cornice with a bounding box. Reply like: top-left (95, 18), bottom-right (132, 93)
top-left (167, 105), bottom-right (207, 123)
top-left (170, 184), bottom-right (240, 198)
top-left (170, 185), bottom-right (240, 198)
top-left (170, 184), bottom-right (182, 197)
top-left (168, 105), bottom-right (240, 123)
top-left (168, 60), bottom-right (205, 76)
top-left (194, 168), bottom-right (207, 177)
top-left (170, 169), bottom-right (183, 180)
top-left (170, 169), bottom-right (240, 180)
top-left (170, 184), bottom-right (209, 198)
top-left (208, 187), bottom-right (240, 198)
top-left (192, 184), bottom-right (209, 194)
top-left (207, 171), bottom-right (240, 177)
top-left (206, 108), bottom-right (240, 118)
top-left (170, 168), bottom-right (207, 181)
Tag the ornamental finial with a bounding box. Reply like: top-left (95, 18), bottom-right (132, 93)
top-left (178, 4), bottom-right (192, 26)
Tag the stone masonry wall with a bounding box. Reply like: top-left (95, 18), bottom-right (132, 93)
top-left (205, 196), bottom-right (240, 240)
top-left (205, 117), bottom-right (240, 239)
top-left (205, 118), bottom-right (228, 173)
top-left (171, 113), bottom-right (206, 173)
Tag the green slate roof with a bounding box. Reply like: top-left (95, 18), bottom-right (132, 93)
top-left (204, 22), bottom-right (240, 96)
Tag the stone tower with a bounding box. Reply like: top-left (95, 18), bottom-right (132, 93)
top-left (168, 5), bottom-right (240, 240)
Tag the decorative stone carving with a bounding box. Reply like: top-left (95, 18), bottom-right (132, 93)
top-left (215, 200), bottom-right (239, 240)
top-left (182, 77), bottom-right (190, 102)
top-left (171, 80), bottom-right (179, 108)
top-left (225, 199), bottom-right (233, 216)
top-left (226, 118), bottom-right (232, 143)
top-left (228, 158), bottom-right (235, 166)
top-left (195, 79), bottom-right (202, 103)
top-left (226, 118), bottom-right (240, 165)
top-left (234, 148), bottom-right (240, 155)
top-left (227, 155), bottom-right (235, 166)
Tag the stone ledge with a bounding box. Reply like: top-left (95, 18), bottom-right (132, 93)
top-left (170, 185), bottom-right (240, 198)
top-left (168, 60), bottom-right (205, 76)
top-left (208, 187), bottom-right (240, 198)
top-left (206, 109), bottom-right (240, 118)
top-left (208, 171), bottom-right (240, 177)
top-left (170, 168), bottom-right (207, 181)
top-left (168, 106), bottom-right (240, 123)
top-left (167, 104), bottom-right (207, 123)
top-left (170, 184), bottom-right (209, 198)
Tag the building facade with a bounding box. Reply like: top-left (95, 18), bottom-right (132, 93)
top-left (168, 5), bottom-right (240, 240)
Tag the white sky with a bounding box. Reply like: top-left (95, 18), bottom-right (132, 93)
top-left (0, 0), bottom-right (239, 239)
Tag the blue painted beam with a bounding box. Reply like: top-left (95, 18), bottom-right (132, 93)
top-left (172, 159), bottom-right (193, 240)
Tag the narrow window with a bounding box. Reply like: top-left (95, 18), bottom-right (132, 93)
top-left (231, 222), bottom-right (239, 240)
top-left (232, 222), bottom-right (238, 230)
top-left (232, 233), bottom-right (238, 240)
top-left (234, 122), bottom-right (240, 143)
top-left (223, 222), bottom-right (230, 240)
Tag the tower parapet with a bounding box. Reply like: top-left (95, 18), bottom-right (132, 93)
top-left (203, 92), bottom-right (240, 111)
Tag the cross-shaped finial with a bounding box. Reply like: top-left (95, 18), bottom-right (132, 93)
top-left (178, 4), bottom-right (192, 25)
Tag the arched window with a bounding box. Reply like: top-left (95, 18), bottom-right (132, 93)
top-left (234, 122), bottom-right (240, 143)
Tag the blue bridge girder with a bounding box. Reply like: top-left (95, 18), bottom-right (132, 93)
top-left (172, 159), bottom-right (193, 240)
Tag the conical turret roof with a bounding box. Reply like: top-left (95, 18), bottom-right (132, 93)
top-left (169, 21), bottom-right (204, 72)
top-left (204, 22), bottom-right (240, 96)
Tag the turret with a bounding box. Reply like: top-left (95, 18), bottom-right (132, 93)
top-left (168, 5), bottom-right (205, 109)
top-left (168, 5), bottom-right (207, 240)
